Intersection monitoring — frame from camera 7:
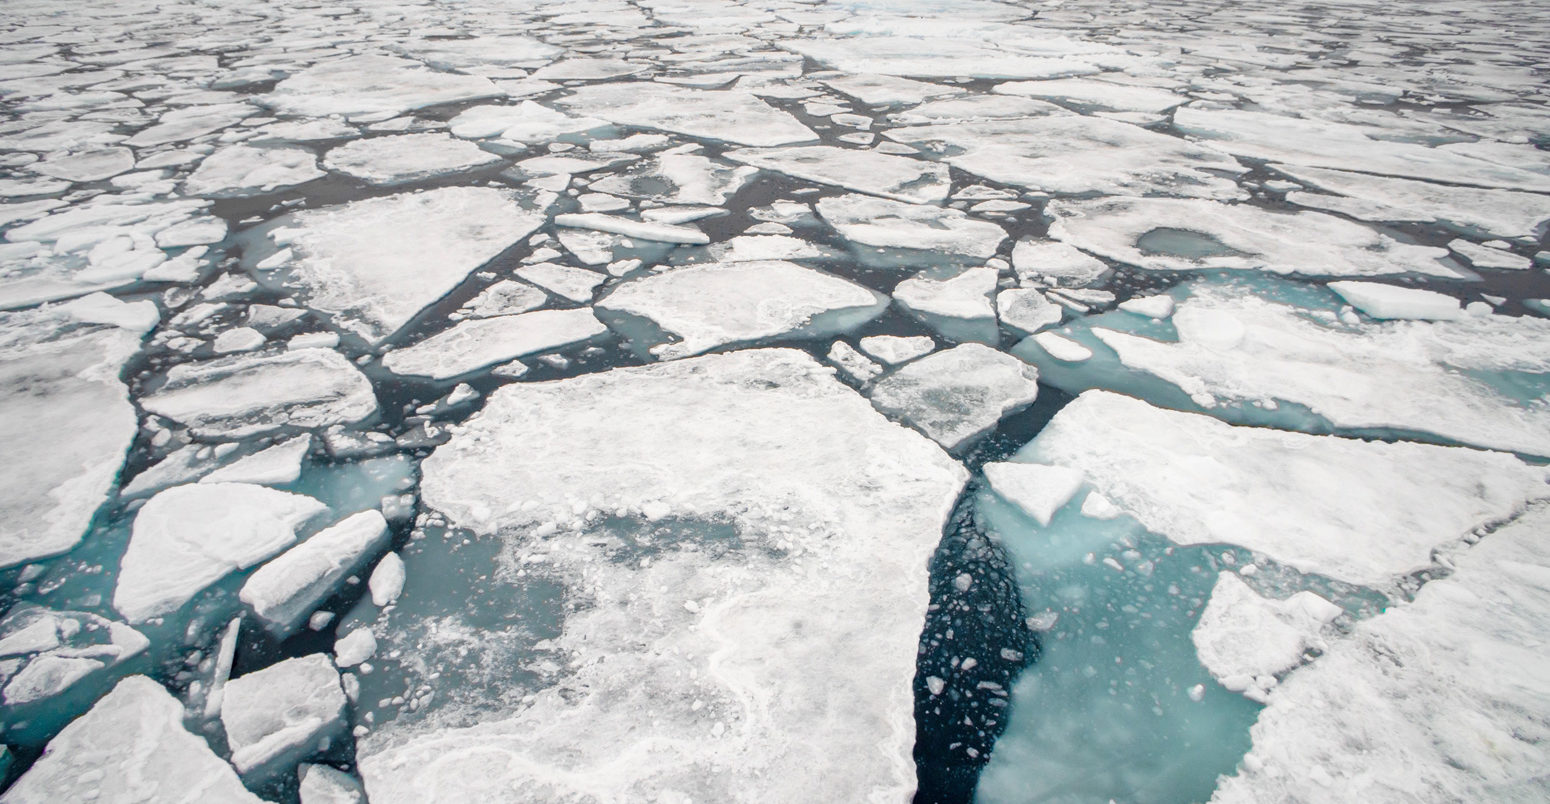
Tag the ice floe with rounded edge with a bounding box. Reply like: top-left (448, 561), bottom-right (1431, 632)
top-left (240, 510), bottom-right (390, 635)
top-left (141, 348), bottom-right (377, 439)
top-left (859, 334), bottom-right (935, 365)
top-left (1014, 390), bottom-right (1549, 587)
top-left (893, 266), bottom-right (999, 343)
top-left (322, 133), bottom-right (502, 186)
top-left (115, 482), bottom-right (327, 623)
top-left (200, 434), bottom-right (312, 486)
top-left (868, 343), bottom-right (1039, 451)
top-left (816, 194), bottom-right (1006, 259)
top-left (362, 348), bottom-right (964, 803)
top-left (250, 186), bottom-right (550, 344)
top-left (0, 604), bottom-right (148, 707)
top-left (1046, 197), bottom-right (1461, 278)
top-left (1212, 504), bottom-right (1550, 803)
top-left (222, 653), bottom-right (347, 776)
top-left (299, 763), bottom-right (367, 804)
top-left (0, 675), bottom-right (261, 804)
top-left (447, 101), bottom-right (606, 142)
top-left (381, 308), bottom-right (607, 380)
top-left (556, 83), bottom-right (816, 147)
top-left (725, 144), bottom-right (951, 203)
top-left (1191, 572), bottom-right (1341, 702)
top-left (263, 55), bottom-right (501, 119)
top-left (1010, 239), bottom-right (1110, 288)
top-left (587, 152), bottom-right (756, 206)
top-left (181, 145), bottom-right (323, 197)
top-left (983, 462), bottom-right (1085, 526)
top-left (26, 146), bottom-right (135, 183)
top-left (596, 259), bottom-right (886, 359)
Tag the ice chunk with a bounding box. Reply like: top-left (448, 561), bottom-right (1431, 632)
top-left (448, 101), bottom-right (605, 142)
top-left (114, 483), bottom-right (328, 623)
top-left (557, 83), bottom-right (816, 146)
top-left (1275, 164), bottom-right (1550, 241)
top-left (201, 435), bottom-right (311, 486)
top-left (0, 676), bottom-right (260, 803)
top-left (983, 462), bottom-right (1085, 526)
top-left (381, 309), bottom-right (606, 380)
top-left (725, 145), bottom-right (950, 203)
top-left (783, 35), bottom-right (1102, 79)
top-left (0, 305), bottom-right (143, 566)
top-left (240, 510), bottom-right (391, 634)
top-left (1047, 197), bottom-right (1459, 278)
top-left (827, 340), bottom-right (883, 383)
top-left (212, 326), bottom-right (266, 354)
top-left (182, 145), bottom-right (323, 197)
top-left (300, 764), bottom-right (367, 804)
top-left (252, 186), bottom-right (548, 343)
top-left (368, 552), bottom-right (405, 608)
top-left (0, 604), bottom-right (148, 707)
top-left (27, 147), bottom-right (135, 183)
top-left (265, 55), bottom-right (500, 118)
top-left (868, 343), bottom-right (1039, 451)
top-left (553, 212), bottom-right (709, 244)
top-left (1192, 572), bottom-right (1340, 702)
top-left (125, 103), bottom-right (252, 147)
top-left (596, 260), bottom-right (886, 359)
top-left (995, 78), bottom-right (1184, 113)
top-left (141, 348), bottom-right (377, 438)
top-left (1117, 294), bottom-right (1176, 320)
top-left (859, 334), bottom-right (935, 365)
top-left (513, 262), bottom-right (606, 303)
top-left (532, 58), bottom-right (648, 81)
top-left (222, 654), bottom-right (347, 775)
top-left (1327, 281), bottom-right (1462, 321)
top-left (1212, 504), bottom-right (1550, 803)
top-left (1030, 331), bottom-right (1092, 362)
top-left (461, 279), bottom-right (547, 318)
top-left (820, 74), bottom-right (961, 105)
top-left (1015, 391), bottom-right (1549, 586)
top-left (361, 348), bottom-right (964, 802)
top-left (322, 133), bottom-right (502, 186)
top-left (816, 194), bottom-right (1006, 259)
top-left (996, 288), bottom-right (1062, 336)
top-left (1447, 238), bottom-right (1532, 271)
top-left (332, 628), bottom-right (377, 669)
top-left (893, 266), bottom-right (998, 343)
top-left (588, 153), bottom-right (756, 206)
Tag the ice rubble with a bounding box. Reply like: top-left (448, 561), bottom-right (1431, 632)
top-left (867, 343), bottom-right (1040, 452)
top-left (141, 348), bottom-right (377, 438)
top-left (264, 55), bottom-right (501, 119)
top-left (0, 676), bottom-right (260, 804)
top-left (724, 145), bottom-right (951, 203)
top-left (1013, 390), bottom-right (1548, 587)
top-left (253, 186), bottom-right (549, 344)
top-left (361, 349), bottom-right (965, 802)
top-left (816, 194), bottom-right (1006, 259)
top-left (1213, 505), bottom-right (1550, 803)
top-left (114, 482), bottom-right (328, 623)
top-left (556, 83), bottom-right (816, 146)
top-left (1045, 197), bottom-right (1460, 277)
top-left (322, 133), bottom-right (503, 186)
top-left (240, 510), bottom-right (391, 634)
top-left (0, 303), bottom-right (144, 567)
top-left (595, 259), bottom-right (886, 359)
top-left (222, 654), bottom-right (347, 775)
top-left (1191, 573), bottom-right (1342, 702)
top-left (181, 145), bottom-right (323, 197)
top-left (1016, 279), bottom-right (1550, 457)
top-left (381, 309), bottom-right (607, 380)
top-left (0, 604), bottom-right (148, 707)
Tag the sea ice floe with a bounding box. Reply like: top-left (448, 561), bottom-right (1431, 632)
top-left (1447, 238), bottom-right (1532, 271)
top-left (240, 510), bottom-right (391, 635)
top-left (513, 262), bottom-right (606, 304)
top-left (993, 77), bottom-right (1185, 113)
top-left (447, 101), bottom-right (606, 142)
top-left (1327, 281), bottom-right (1462, 321)
top-left (1274, 164), bottom-right (1550, 241)
top-left (251, 186), bottom-right (549, 343)
top-left (222, 653), bottom-right (347, 775)
top-left (26, 146), bottom-right (135, 183)
top-left (982, 462), bottom-right (1085, 526)
top-left (816, 194), bottom-right (1006, 259)
top-left (125, 102), bottom-right (252, 147)
top-left (264, 55), bottom-right (500, 119)
top-left (381, 309), bottom-right (607, 380)
top-left (1046, 197), bottom-right (1461, 278)
top-left (587, 152), bottom-right (756, 206)
top-left (1212, 504), bottom-right (1550, 803)
top-left (827, 340), bottom-right (883, 383)
top-left (141, 348), bottom-right (377, 438)
top-left (368, 552), bottom-right (405, 608)
top-left (556, 83), bottom-right (816, 146)
top-left (181, 145), bottom-right (323, 197)
top-left (1010, 239), bottom-right (1110, 289)
top-left (1191, 572), bottom-right (1342, 703)
top-left (362, 348), bottom-right (964, 802)
top-left (893, 266), bottom-right (999, 343)
top-left (725, 144), bottom-right (950, 203)
top-left (1013, 390), bottom-right (1548, 587)
top-left (460, 279), bottom-right (547, 318)
top-left (0, 604), bottom-right (148, 707)
top-left (114, 482), bottom-right (328, 623)
top-left (0, 676), bottom-right (260, 803)
top-left (819, 73), bottom-right (962, 105)
top-left (299, 763), bottom-right (367, 804)
top-left (200, 435), bottom-right (312, 486)
top-left (867, 343), bottom-right (1040, 451)
top-left (322, 133), bottom-right (503, 186)
top-left (783, 35), bottom-right (1101, 79)
top-left (0, 304), bottom-right (144, 567)
top-left (858, 334), bottom-right (935, 365)
top-left (553, 212), bottom-right (709, 244)
top-left (597, 259), bottom-right (886, 359)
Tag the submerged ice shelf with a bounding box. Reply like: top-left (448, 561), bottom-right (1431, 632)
top-left (1, 0), bottom-right (1549, 800)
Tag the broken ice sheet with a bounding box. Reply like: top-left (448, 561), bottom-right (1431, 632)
top-left (140, 348), bottom-right (377, 439)
top-left (816, 194), bottom-right (1006, 260)
top-left (321, 133), bottom-right (503, 186)
top-left (724, 144), bottom-right (951, 204)
top-left (555, 83), bottom-right (817, 146)
top-left (381, 308), bottom-right (607, 380)
top-left (262, 54), bottom-right (501, 119)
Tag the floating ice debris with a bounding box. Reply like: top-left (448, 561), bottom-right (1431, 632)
top-left (513, 262), bottom-right (606, 303)
top-left (0, 305), bottom-right (143, 567)
top-left (322, 133), bottom-right (503, 186)
top-left (828, 340), bottom-right (883, 383)
top-left (858, 334), bottom-right (935, 365)
top-left (460, 279), bottom-right (547, 318)
top-left (181, 145), bottom-right (323, 197)
top-left (554, 212), bottom-right (709, 245)
top-left (532, 58), bottom-right (649, 81)
top-left (1015, 391), bottom-right (1548, 586)
top-left (0, 604), bottom-right (148, 707)
top-left (1214, 504), bottom-right (1550, 803)
top-left (125, 103), bottom-right (252, 147)
top-left (557, 83), bottom-right (816, 146)
top-left (363, 348), bottom-right (963, 802)
top-left (0, 676), bottom-right (261, 803)
top-left (1328, 281), bottom-right (1462, 321)
top-left (994, 77), bottom-right (1185, 113)
top-left (1274, 164), bottom-right (1550, 241)
top-left (1447, 238), bottom-right (1532, 271)
top-left (211, 326), bottom-right (266, 354)
top-left (252, 186), bottom-right (549, 343)
top-left (240, 510), bottom-right (391, 635)
top-left (816, 194), bottom-right (1006, 259)
top-left (1029, 331), bottom-right (1092, 362)
top-left (588, 153), bottom-right (756, 206)
top-left (333, 628), bottom-right (377, 669)
top-left (819, 73), bottom-right (962, 105)
top-left (1046, 197), bottom-right (1461, 278)
top-left (222, 654), bottom-right (347, 776)
top-left (983, 462), bottom-right (1086, 526)
top-left (201, 435), bottom-right (311, 486)
top-left (868, 343), bottom-right (1039, 451)
top-left (1191, 573), bottom-right (1341, 702)
top-left (596, 259), bottom-right (886, 359)
top-left (1116, 294), bottom-right (1176, 320)
top-left (783, 35), bottom-right (1102, 79)
top-left (264, 55), bottom-right (500, 119)
top-left (299, 763), bottom-right (367, 804)
top-left (893, 266), bottom-right (999, 343)
top-left (26, 146), bottom-right (135, 183)
top-left (381, 309), bottom-right (607, 380)
top-left (141, 348), bottom-right (377, 438)
top-left (115, 483), bottom-right (327, 623)
top-left (368, 552), bottom-right (406, 608)
top-left (725, 145), bottom-right (950, 203)
top-left (448, 101), bottom-right (604, 142)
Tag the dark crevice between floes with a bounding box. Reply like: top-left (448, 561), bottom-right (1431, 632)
top-left (911, 387), bottom-right (1073, 804)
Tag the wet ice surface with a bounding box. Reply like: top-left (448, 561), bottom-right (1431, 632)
top-left (0, 0), bottom-right (1548, 801)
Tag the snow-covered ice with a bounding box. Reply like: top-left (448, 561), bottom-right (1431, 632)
top-left (222, 653), bottom-right (347, 775)
top-left (1191, 572), bottom-right (1342, 702)
top-left (557, 83), bottom-right (816, 146)
top-left (0, 604), bottom-right (147, 707)
top-left (816, 194), bottom-right (1006, 259)
top-left (1328, 281), bottom-right (1463, 321)
top-left (181, 145), bottom-right (323, 198)
top-left (264, 55), bottom-right (500, 119)
top-left (141, 348), bottom-right (377, 438)
top-left (240, 510), bottom-right (391, 634)
top-left (322, 133), bottom-right (503, 186)
top-left (725, 145), bottom-right (951, 203)
top-left (868, 343), bottom-right (1040, 451)
top-left (381, 309), bottom-right (606, 380)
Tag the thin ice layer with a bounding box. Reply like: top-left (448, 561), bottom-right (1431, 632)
top-left (867, 343), bottom-right (1040, 451)
top-left (1015, 391), bottom-right (1548, 587)
top-left (361, 348), bottom-right (965, 803)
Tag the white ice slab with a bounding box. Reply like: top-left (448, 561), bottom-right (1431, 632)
top-left (859, 334), bottom-right (935, 365)
top-left (513, 262), bottom-right (606, 304)
top-left (222, 654), bottom-right (347, 775)
top-left (994, 78), bottom-right (1184, 113)
top-left (1191, 572), bottom-right (1340, 702)
top-left (894, 267), bottom-right (997, 323)
top-left (141, 348), bottom-right (377, 438)
top-left (201, 435), bottom-right (312, 486)
top-left (868, 343), bottom-right (1039, 451)
top-left (816, 194), bottom-right (1005, 258)
top-left (1276, 164), bottom-right (1550, 241)
top-left (0, 604), bottom-right (148, 707)
top-left (265, 55), bottom-right (500, 118)
top-left (553, 212), bottom-right (709, 244)
top-left (557, 83), bottom-right (816, 146)
top-left (240, 510), bottom-right (391, 634)
top-left (382, 309), bottom-right (607, 380)
top-left (449, 101), bottom-right (606, 142)
top-left (725, 145), bottom-right (950, 203)
top-left (322, 133), bottom-right (502, 186)
top-left (1328, 281), bottom-right (1462, 321)
top-left (182, 145), bottom-right (323, 197)
top-left (300, 764), bottom-right (367, 804)
top-left (588, 153), bottom-right (756, 206)
top-left (983, 462), bottom-right (1085, 526)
